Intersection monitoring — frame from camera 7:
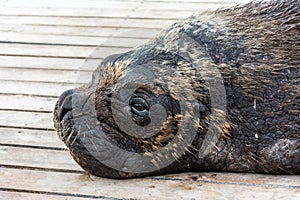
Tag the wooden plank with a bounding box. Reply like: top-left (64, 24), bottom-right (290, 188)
top-left (0, 43), bottom-right (131, 59)
top-left (0, 56), bottom-right (83, 69)
top-left (0, 146), bottom-right (82, 171)
top-left (143, 0), bottom-right (251, 2)
top-left (130, 9), bottom-right (194, 19)
top-left (0, 7), bottom-right (191, 19)
top-left (0, 16), bottom-right (174, 29)
top-left (1, 142), bottom-right (300, 191)
top-left (0, 56), bottom-right (98, 71)
top-left (0, 32), bottom-right (149, 47)
top-left (0, 0), bottom-right (248, 10)
top-left (0, 110), bottom-right (53, 129)
top-left (0, 68), bottom-right (92, 84)
top-left (0, 191), bottom-right (96, 200)
top-left (0, 94), bottom-right (57, 112)
top-left (0, 80), bottom-right (80, 97)
top-left (1, 0), bottom-right (140, 9)
top-left (0, 25), bottom-right (160, 38)
top-left (0, 128), bottom-right (63, 148)
top-left (0, 168), bottom-right (299, 199)
top-left (0, 7), bottom-right (135, 18)
top-left (0, 7), bottom-right (212, 19)
top-left (136, 2), bottom-right (232, 11)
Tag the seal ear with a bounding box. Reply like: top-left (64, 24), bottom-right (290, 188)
top-left (102, 50), bottom-right (135, 66)
top-left (90, 52), bottom-right (130, 85)
top-left (102, 53), bottom-right (124, 66)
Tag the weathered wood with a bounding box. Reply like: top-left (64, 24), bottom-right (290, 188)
top-left (0, 191), bottom-right (95, 200)
top-left (0, 25), bottom-right (160, 38)
top-left (0, 43), bottom-right (130, 59)
top-left (1, 0), bottom-right (139, 9)
top-left (0, 0), bottom-right (298, 199)
top-left (0, 68), bottom-right (92, 84)
top-left (0, 80), bottom-right (79, 96)
top-left (0, 16), bottom-right (174, 29)
top-left (0, 56), bottom-right (96, 70)
top-left (136, 2), bottom-right (233, 11)
top-left (0, 7), bottom-right (135, 18)
top-left (0, 95), bottom-right (57, 112)
top-left (0, 168), bottom-right (299, 200)
top-left (0, 7), bottom-right (193, 20)
top-left (0, 146), bottom-right (82, 171)
top-left (0, 0), bottom-right (239, 10)
top-left (0, 128), bottom-right (63, 148)
top-left (143, 0), bottom-right (249, 2)
top-left (0, 110), bottom-right (53, 129)
top-left (0, 32), bottom-right (149, 47)
top-left (0, 81), bottom-right (77, 97)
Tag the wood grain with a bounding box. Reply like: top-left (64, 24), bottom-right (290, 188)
top-left (0, 168), bottom-right (299, 200)
top-left (0, 0), bottom-right (298, 199)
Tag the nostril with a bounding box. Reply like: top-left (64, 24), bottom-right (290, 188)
top-left (58, 90), bottom-right (74, 122)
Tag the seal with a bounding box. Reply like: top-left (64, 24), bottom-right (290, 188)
top-left (53, 0), bottom-right (300, 178)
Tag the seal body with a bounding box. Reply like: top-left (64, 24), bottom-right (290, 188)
top-left (54, 0), bottom-right (300, 178)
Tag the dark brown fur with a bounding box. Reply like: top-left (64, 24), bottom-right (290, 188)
top-left (54, 0), bottom-right (300, 178)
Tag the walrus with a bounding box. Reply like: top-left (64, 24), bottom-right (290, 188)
top-left (53, 0), bottom-right (300, 178)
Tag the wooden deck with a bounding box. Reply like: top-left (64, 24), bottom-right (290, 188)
top-left (0, 0), bottom-right (299, 199)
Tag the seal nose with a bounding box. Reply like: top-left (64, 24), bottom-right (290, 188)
top-left (56, 89), bottom-right (74, 122)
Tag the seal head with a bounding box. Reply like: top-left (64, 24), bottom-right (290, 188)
top-left (54, 0), bottom-right (300, 178)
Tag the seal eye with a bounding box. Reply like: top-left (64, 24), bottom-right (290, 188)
top-left (130, 96), bottom-right (149, 117)
top-left (132, 103), bottom-right (148, 117)
top-left (130, 96), bottom-right (151, 126)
